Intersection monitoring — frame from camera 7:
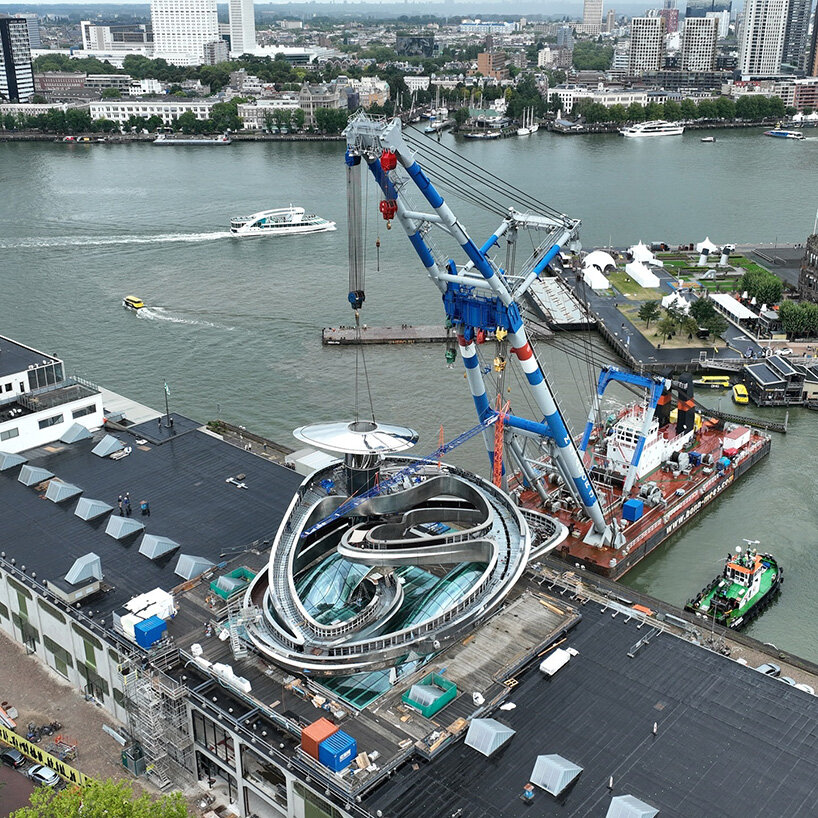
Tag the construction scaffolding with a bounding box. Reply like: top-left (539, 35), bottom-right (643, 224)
top-left (118, 659), bottom-right (194, 789)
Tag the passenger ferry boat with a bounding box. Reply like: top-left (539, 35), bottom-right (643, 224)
top-left (153, 133), bottom-right (232, 145)
top-left (684, 545), bottom-right (782, 629)
top-left (620, 120), bottom-right (685, 137)
top-left (229, 207), bottom-right (336, 237)
top-left (763, 126), bottom-right (805, 140)
top-left (123, 295), bottom-right (145, 311)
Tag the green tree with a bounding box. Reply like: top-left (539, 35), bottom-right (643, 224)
top-left (453, 107), bottom-right (470, 126)
top-left (176, 110), bottom-right (198, 134)
top-left (101, 87), bottom-right (121, 99)
top-left (703, 313), bottom-right (728, 337)
top-left (291, 107), bottom-right (306, 130)
top-left (740, 267), bottom-right (784, 305)
top-left (607, 104), bottom-right (627, 124)
top-left (626, 102), bottom-right (646, 122)
top-left (572, 41), bottom-right (614, 70)
top-left (314, 106), bottom-right (349, 133)
top-left (11, 778), bottom-right (191, 817)
top-left (697, 98), bottom-right (718, 120)
top-left (656, 315), bottom-right (677, 342)
top-left (680, 98), bottom-right (698, 120)
top-left (715, 96), bottom-right (736, 120)
top-left (638, 300), bottom-right (662, 328)
top-left (690, 297), bottom-right (717, 324)
top-left (93, 118), bottom-right (118, 133)
top-left (645, 101), bottom-right (664, 120)
top-left (663, 100), bottom-right (682, 121)
top-left (210, 101), bottom-right (242, 132)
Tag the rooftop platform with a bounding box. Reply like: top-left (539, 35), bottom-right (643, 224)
top-left (0, 334), bottom-right (59, 380)
top-left (166, 581), bottom-right (579, 799)
top-left (0, 417), bottom-right (302, 621)
top-left (364, 601), bottom-right (818, 817)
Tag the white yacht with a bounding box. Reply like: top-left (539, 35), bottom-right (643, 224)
top-left (619, 120), bottom-right (685, 137)
top-left (229, 207), bottom-right (336, 237)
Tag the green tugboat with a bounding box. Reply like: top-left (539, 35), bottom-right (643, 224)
top-left (685, 541), bottom-right (783, 630)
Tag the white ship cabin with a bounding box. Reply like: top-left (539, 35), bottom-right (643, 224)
top-left (0, 336), bottom-right (104, 453)
top-left (604, 404), bottom-right (694, 479)
top-left (725, 551), bottom-right (764, 597)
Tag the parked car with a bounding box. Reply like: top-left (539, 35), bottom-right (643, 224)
top-left (777, 347), bottom-right (793, 356)
top-left (26, 764), bottom-right (60, 787)
top-left (780, 676), bottom-right (797, 686)
top-left (0, 747), bottom-right (25, 768)
top-left (755, 662), bottom-right (781, 677)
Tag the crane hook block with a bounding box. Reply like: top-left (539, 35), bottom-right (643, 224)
top-left (380, 150), bottom-right (398, 171)
top-left (379, 200), bottom-right (398, 220)
top-left (476, 329), bottom-right (487, 344)
top-left (345, 149), bottom-right (361, 167)
top-left (348, 290), bottom-right (365, 310)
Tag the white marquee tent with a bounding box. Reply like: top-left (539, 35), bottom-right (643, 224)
top-left (625, 261), bottom-right (660, 288)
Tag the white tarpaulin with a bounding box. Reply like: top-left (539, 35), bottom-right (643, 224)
top-left (625, 261), bottom-right (660, 288)
top-left (696, 236), bottom-right (719, 254)
top-left (661, 292), bottom-right (690, 313)
top-left (583, 250), bottom-right (617, 272)
top-left (710, 292), bottom-right (757, 321)
top-left (583, 267), bottom-right (610, 290)
top-left (628, 242), bottom-right (663, 267)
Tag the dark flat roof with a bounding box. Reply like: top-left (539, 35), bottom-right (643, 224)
top-left (745, 363), bottom-right (785, 386)
top-left (0, 420), bottom-right (302, 620)
top-left (0, 335), bottom-right (59, 380)
top-left (364, 603), bottom-right (818, 818)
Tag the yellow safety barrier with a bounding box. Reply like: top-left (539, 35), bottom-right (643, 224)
top-left (0, 724), bottom-right (91, 786)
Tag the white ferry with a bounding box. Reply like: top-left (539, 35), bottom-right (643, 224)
top-left (620, 121), bottom-right (685, 137)
top-left (763, 127), bottom-right (805, 140)
top-left (229, 207), bottom-right (336, 237)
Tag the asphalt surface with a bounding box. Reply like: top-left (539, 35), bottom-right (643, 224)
top-left (0, 763), bottom-right (36, 816)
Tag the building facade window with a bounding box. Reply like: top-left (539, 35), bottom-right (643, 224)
top-left (241, 746), bottom-right (288, 807)
top-left (192, 709), bottom-right (236, 767)
top-left (72, 404), bottom-right (96, 419)
top-left (37, 598), bottom-right (66, 623)
top-left (38, 413), bottom-right (64, 430)
top-left (0, 428), bottom-right (19, 441)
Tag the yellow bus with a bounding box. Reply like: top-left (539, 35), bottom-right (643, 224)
top-left (694, 375), bottom-right (731, 389)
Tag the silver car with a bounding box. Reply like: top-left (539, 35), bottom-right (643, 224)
top-left (26, 764), bottom-right (60, 787)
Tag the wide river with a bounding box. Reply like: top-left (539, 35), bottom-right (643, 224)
top-left (1, 126), bottom-right (816, 660)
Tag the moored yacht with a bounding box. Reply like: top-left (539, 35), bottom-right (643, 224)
top-left (230, 206), bottom-right (336, 237)
top-left (620, 120), bottom-right (685, 137)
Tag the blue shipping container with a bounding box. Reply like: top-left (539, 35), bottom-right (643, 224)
top-left (622, 498), bottom-right (644, 522)
top-left (318, 730), bottom-right (357, 772)
top-left (134, 615), bottom-right (167, 649)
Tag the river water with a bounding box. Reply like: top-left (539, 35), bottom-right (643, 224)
top-left (1, 127), bottom-right (816, 659)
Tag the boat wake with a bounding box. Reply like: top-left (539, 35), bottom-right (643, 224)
top-left (0, 231), bottom-right (233, 250)
top-left (137, 307), bottom-right (235, 330)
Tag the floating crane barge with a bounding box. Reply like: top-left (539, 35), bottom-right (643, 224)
top-left (341, 112), bottom-right (770, 580)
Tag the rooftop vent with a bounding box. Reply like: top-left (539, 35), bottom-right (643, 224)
top-left (91, 434), bottom-right (124, 458)
top-left (45, 480), bottom-right (82, 504)
top-left (60, 423), bottom-right (93, 444)
top-left (606, 795), bottom-right (659, 818)
top-left (105, 515), bottom-right (145, 540)
top-left (0, 451), bottom-right (27, 471)
top-left (464, 718), bottom-right (515, 757)
top-left (65, 553), bottom-right (102, 585)
top-left (174, 554), bottom-right (215, 580)
top-left (18, 465), bottom-right (54, 486)
top-left (530, 754), bottom-right (583, 796)
top-left (139, 534), bottom-right (180, 560)
top-left (74, 497), bottom-right (114, 521)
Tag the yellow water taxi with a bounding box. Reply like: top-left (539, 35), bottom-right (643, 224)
top-left (732, 384), bottom-right (749, 404)
top-left (123, 295), bottom-right (145, 311)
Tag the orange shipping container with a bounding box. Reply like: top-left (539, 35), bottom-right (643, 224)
top-left (301, 718), bottom-right (338, 760)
